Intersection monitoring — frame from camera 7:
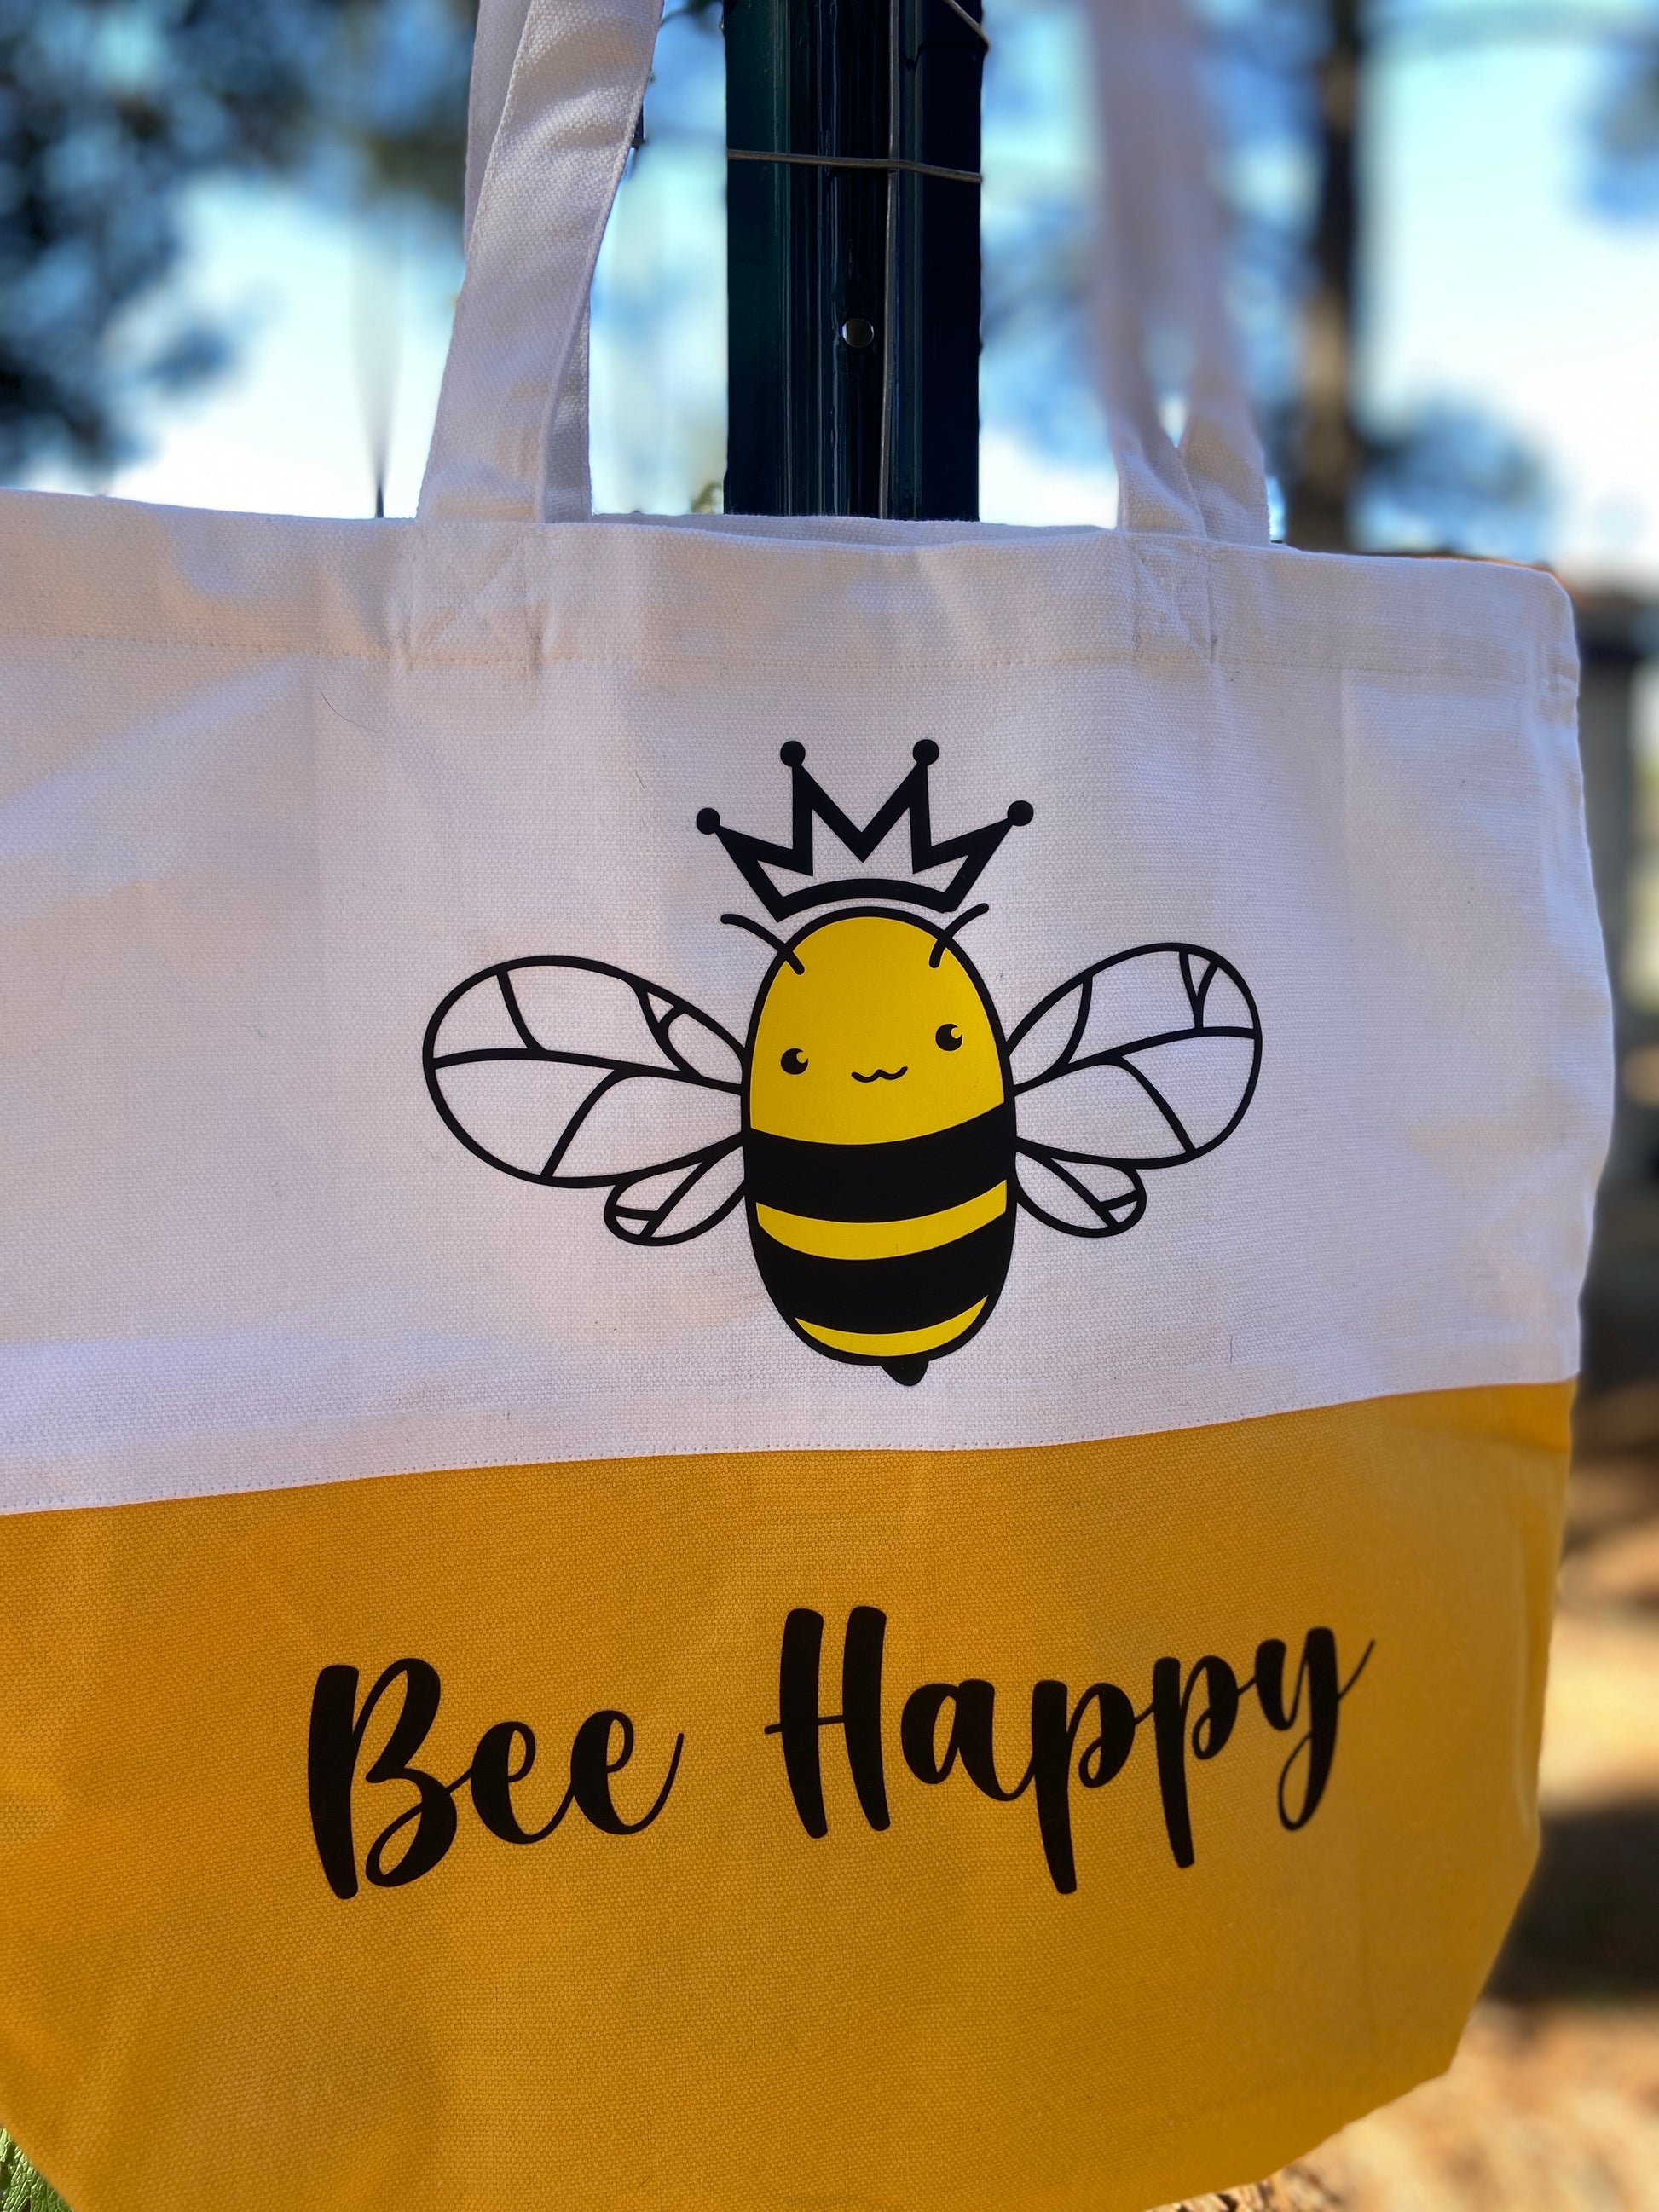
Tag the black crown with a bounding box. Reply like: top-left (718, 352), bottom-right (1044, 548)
top-left (697, 742), bottom-right (1033, 921)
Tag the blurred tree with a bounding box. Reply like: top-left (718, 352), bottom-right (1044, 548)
top-left (1214, 0), bottom-right (1659, 554)
top-left (1199, 0), bottom-right (1322, 495)
top-left (1358, 401), bottom-right (1553, 557)
top-left (1586, 38), bottom-right (1659, 216)
top-left (0, 0), bottom-right (473, 481)
top-left (1279, 0), bottom-right (1361, 548)
top-left (1205, 0), bottom-right (1535, 554)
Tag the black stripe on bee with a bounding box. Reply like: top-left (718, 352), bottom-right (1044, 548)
top-left (743, 1104), bottom-right (1014, 1222)
top-left (752, 1214), bottom-right (1015, 1336)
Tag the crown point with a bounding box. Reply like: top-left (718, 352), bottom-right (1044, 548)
top-left (696, 808), bottom-right (721, 834)
top-left (779, 742), bottom-right (806, 767)
top-left (913, 740), bottom-right (940, 765)
top-left (1007, 800), bottom-right (1034, 826)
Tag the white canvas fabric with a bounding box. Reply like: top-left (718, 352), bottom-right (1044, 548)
top-left (0, 0), bottom-right (1610, 1516)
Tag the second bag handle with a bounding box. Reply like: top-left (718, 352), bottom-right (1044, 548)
top-left (1091, 0), bottom-right (1270, 541)
top-left (421, 0), bottom-right (1269, 544)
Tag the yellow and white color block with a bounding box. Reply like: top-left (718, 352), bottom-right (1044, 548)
top-left (0, 0), bottom-right (1614, 2203)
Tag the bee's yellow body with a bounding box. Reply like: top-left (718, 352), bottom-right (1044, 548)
top-left (743, 910), bottom-right (1015, 1383)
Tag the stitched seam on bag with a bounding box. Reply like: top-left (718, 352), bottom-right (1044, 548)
top-left (0, 494), bottom-right (1579, 675)
top-left (0, 1354), bottom-right (1593, 1512)
top-left (0, 1331), bottom-right (1586, 1513)
top-left (0, 625), bottom-right (1575, 690)
top-left (0, 531), bottom-right (1578, 686)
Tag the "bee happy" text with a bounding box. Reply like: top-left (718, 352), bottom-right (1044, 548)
top-left (307, 1608), bottom-right (1369, 1900)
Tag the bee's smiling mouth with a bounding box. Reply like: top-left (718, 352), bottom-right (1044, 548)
top-left (851, 1066), bottom-right (908, 1083)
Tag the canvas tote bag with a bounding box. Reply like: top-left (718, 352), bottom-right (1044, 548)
top-left (0, 0), bottom-right (1610, 2201)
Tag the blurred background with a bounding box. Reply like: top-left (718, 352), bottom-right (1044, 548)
top-left (2, 0), bottom-right (1658, 2204)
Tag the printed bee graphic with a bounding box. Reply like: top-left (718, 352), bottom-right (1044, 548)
top-left (423, 742), bottom-right (1262, 1385)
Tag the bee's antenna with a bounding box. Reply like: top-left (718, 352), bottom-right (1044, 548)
top-left (928, 903), bottom-right (990, 967)
top-left (722, 911), bottom-right (804, 974)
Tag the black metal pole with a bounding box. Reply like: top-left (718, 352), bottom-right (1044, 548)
top-left (723, 0), bottom-right (986, 519)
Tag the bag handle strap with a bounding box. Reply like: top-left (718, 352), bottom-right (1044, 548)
top-left (458, 0), bottom-right (592, 518)
top-left (462, 0), bottom-right (529, 245)
top-left (419, 0), bottom-right (657, 521)
top-left (1090, 0), bottom-right (1269, 541)
top-left (423, 0), bottom-right (1267, 543)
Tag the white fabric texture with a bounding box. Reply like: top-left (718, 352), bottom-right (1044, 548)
top-left (0, 0), bottom-right (1611, 1515)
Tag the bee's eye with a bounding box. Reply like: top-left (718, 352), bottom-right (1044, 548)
top-left (780, 1048), bottom-right (809, 1075)
top-left (935, 1023), bottom-right (963, 1053)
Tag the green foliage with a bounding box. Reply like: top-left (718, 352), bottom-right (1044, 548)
top-left (0, 2130), bottom-right (72, 2212)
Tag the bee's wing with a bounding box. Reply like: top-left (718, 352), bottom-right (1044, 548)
top-left (424, 956), bottom-right (744, 1243)
top-left (604, 1144), bottom-right (746, 1246)
top-left (1013, 1146), bottom-right (1146, 1239)
top-left (1008, 944), bottom-right (1261, 1175)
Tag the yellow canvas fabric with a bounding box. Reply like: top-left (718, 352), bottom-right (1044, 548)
top-left (0, 1381), bottom-right (1566, 2212)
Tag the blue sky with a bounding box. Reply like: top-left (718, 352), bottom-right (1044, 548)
top-left (32, 0), bottom-right (1659, 589)
top-left (1367, 24), bottom-right (1659, 584)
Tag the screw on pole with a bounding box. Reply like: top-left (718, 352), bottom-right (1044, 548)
top-left (723, 0), bottom-right (986, 519)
